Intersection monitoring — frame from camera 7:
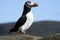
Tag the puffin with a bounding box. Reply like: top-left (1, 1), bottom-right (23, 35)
top-left (9, 1), bottom-right (38, 35)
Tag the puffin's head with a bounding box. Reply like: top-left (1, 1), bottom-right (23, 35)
top-left (24, 1), bottom-right (38, 8)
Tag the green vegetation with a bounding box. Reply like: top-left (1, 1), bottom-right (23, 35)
top-left (40, 34), bottom-right (60, 40)
top-left (0, 34), bottom-right (60, 40)
top-left (0, 35), bottom-right (42, 40)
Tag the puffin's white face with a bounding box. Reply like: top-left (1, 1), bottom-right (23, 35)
top-left (25, 1), bottom-right (38, 8)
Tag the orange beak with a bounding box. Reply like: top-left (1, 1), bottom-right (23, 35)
top-left (32, 3), bottom-right (38, 7)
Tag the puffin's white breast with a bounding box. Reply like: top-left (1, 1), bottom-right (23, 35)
top-left (19, 11), bottom-right (34, 32)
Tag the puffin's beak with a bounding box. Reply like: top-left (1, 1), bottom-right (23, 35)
top-left (31, 2), bottom-right (38, 7)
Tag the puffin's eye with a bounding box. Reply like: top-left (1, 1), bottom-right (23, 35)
top-left (27, 1), bottom-right (31, 4)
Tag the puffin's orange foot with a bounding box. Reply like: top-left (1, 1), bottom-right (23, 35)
top-left (18, 31), bottom-right (25, 36)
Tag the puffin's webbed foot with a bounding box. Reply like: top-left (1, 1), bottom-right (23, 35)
top-left (18, 31), bottom-right (25, 36)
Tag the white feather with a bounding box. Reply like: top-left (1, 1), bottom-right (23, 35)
top-left (19, 11), bottom-right (34, 33)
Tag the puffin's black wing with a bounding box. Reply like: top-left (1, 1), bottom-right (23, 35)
top-left (9, 16), bottom-right (27, 33)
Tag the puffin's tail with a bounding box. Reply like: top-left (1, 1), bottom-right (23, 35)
top-left (8, 28), bottom-right (13, 34)
top-left (8, 31), bottom-right (11, 34)
top-left (8, 28), bottom-right (18, 34)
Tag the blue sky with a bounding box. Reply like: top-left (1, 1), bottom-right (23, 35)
top-left (0, 0), bottom-right (60, 23)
